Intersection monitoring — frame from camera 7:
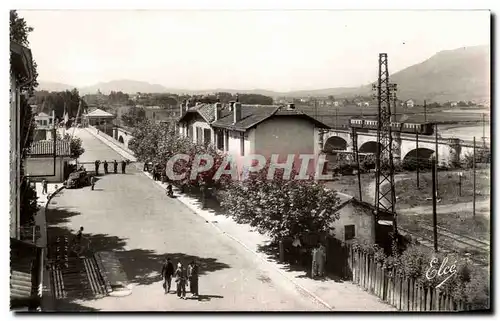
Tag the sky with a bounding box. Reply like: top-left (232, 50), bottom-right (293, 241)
top-left (18, 10), bottom-right (490, 92)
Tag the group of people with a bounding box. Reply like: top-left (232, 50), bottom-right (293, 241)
top-left (94, 159), bottom-right (128, 176)
top-left (161, 258), bottom-right (199, 300)
top-left (290, 236), bottom-right (327, 279)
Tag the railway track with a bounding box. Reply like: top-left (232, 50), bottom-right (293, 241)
top-left (398, 227), bottom-right (488, 266)
top-left (418, 223), bottom-right (489, 253)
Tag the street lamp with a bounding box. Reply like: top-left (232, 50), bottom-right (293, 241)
top-left (458, 171), bottom-right (464, 197)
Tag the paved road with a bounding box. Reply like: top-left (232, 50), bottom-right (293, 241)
top-left (48, 129), bottom-right (326, 311)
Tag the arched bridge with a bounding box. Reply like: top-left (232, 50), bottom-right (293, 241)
top-left (319, 129), bottom-right (484, 167)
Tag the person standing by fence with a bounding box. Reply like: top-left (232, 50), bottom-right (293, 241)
top-left (317, 243), bottom-right (326, 278)
top-left (113, 160), bottom-right (118, 174)
top-left (103, 160), bottom-right (109, 174)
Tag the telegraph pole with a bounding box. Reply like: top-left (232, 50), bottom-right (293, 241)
top-left (424, 100), bottom-right (427, 123)
top-left (432, 158), bottom-right (438, 252)
top-left (336, 107), bottom-right (339, 129)
top-left (473, 137), bottom-right (476, 217)
top-left (416, 131), bottom-right (420, 188)
top-left (373, 53), bottom-right (398, 245)
top-left (482, 113), bottom-right (486, 148)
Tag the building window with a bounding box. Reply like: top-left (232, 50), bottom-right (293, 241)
top-left (345, 225), bottom-right (355, 241)
top-left (203, 128), bottom-right (211, 146)
top-left (217, 130), bottom-right (224, 150)
top-left (196, 127), bottom-right (203, 144)
top-left (240, 132), bottom-right (245, 156)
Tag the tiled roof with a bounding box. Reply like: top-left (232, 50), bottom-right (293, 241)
top-left (212, 105), bottom-right (279, 131)
top-left (29, 140), bottom-right (71, 157)
top-left (180, 103), bottom-right (331, 131)
top-left (37, 112), bottom-right (49, 117)
top-left (180, 103), bottom-right (215, 123)
top-left (86, 108), bottom-right (114, 118)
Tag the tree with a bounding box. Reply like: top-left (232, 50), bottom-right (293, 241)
top-left (121, 106), bottom-right (146, 127)
top-left (10, 10), bottom-right (39, 95)
top-left (219, 162), bottom-right (341, 242)
top-left (55, 132), bottom-right (85, 159)
top-left (11, 10), bottom-right (39, 227)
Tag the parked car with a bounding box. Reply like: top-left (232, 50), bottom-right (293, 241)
top-left (66, 171), bottom-right (91, 189)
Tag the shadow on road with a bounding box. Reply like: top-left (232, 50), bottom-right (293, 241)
top-left (46, 207), bottom-right (231, 310)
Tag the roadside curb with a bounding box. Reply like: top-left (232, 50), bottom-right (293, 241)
top-left (42, 185), bottom-right (65, 311)
top-left (84, 130), bottom-right (335, 310)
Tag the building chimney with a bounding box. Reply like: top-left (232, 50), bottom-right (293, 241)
top-left (287, 103), bottom-right (295, 110)
top-left (214, 102), bottom-right (222, 121)
top-left (233, 102), bottom-right (242, 123)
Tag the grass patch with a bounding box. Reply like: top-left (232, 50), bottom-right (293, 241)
top-left (388, 167), bottom-right (490, 210)
top-left (399, 212), bottom-right (490, 241)
top-left (322, 173), bottom-right (375, 198)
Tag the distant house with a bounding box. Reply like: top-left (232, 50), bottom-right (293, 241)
top-left (405, 99), bottom-right (415, 108)
top-left (24, 140), bottom-right (72, 183)
top-left (333, 101), bottom-right (340, 107)
top-left (144, 106), bottom-right (177, 124)
top-left (450, 102), bottom-right (458, 107)
top-left (33, 111), bottom-right (56, 141)
top-left (83, 108), bottom-right (116, 136)
top-left (177, 101), bottom-right (330, 176)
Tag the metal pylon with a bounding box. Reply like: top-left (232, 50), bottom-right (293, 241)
top-left (372, 53), bottom-right (397, 228)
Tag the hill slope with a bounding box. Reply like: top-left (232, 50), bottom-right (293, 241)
top-left (36, 45), bottom-right (490, 103)
top-left (36, 81), bottom-right (75, 92)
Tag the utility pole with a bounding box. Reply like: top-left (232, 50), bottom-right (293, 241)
top-left (432, 158), bottom-right (438, 252)
top-left (424, 100), bottom-right (427, 123)
top-left (336, 107), bottom-right (339, 129)
top-left (372, 53), bottom-right (397, 244)
top-left (352, 127), bottom-right (362, 202)
top-left (473, 137), bottom-right (476, 217)
top-left (416, 131), bottom-right (420, 188)
top-left (435, 124), bottom-right (439, 199)
top-left (482, 113), bottom-right (486, 148)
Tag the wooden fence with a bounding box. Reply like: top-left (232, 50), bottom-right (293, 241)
top-left (346, 245), bottom-right (470, 311)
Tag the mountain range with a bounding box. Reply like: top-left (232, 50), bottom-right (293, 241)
top-left (37, 45), bottom-right (490, 104)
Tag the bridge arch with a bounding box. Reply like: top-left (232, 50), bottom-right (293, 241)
top-left (118, 136), bottom-right (125, 144)
top-left (359, 141), bottom-right (382, 154)
top-left (324, 136), bottom-right (348, 152)
top-left (402, 148), bottom-right (435, 169)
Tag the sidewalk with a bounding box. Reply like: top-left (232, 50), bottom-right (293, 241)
top-left (85, 128), bottom-right (396, 311)
top-left (34, 182), bottom-right (65, 311)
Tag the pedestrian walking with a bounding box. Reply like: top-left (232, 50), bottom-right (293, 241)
top-left (94, 160), bottom-right (100, 176)
top-left (174, 262), bottom-right (187, 299)
top-left (42, 179), bottom-right (48, 195)
top-left (90, 176), bottom-right (96, 190)
top-left (161, 258), bottom-right (175, 294)
top-left (103, 161), bottom-right (109, 174)
top-left (121, 160), bottom-right (126, 174)
top-left (187, 260), bottom-right (199, 298)
top-left (113, 160), bottom-right (118, 174)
